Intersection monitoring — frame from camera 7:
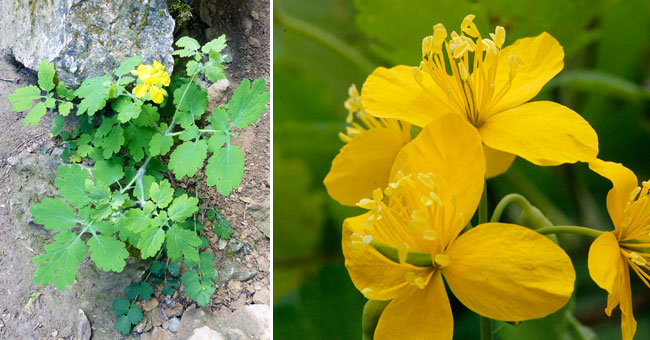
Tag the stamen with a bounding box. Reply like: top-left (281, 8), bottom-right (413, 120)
top-left (628, 252), bottom-right (648, 266)
top-left (461, 14), bottom-right (480, 38)
top-left (361, 288), bottom-right (375, 298)
top-left (351, 233), bottom-right (372, 251)
top-left (434, 254), bottom-right (451, 268)
top-left (423, 229), bottom-right (438, 241)
top-left (398, 243), bottom-right (409, 263)
top-left (508, 55), bottom-right (518, 84)
top-left (409, 210), bottom-right (428, 231)
top-left (404, 272), bottom-right (426, 289)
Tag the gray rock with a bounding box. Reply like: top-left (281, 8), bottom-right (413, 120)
top-left (188, 326), bottom-right (224, 340)
top-left (248, 203), bottom-right (270, 238)
top-left (167, 317), bottom-right (180, 333)
top-left (173, 305), bottom-right (270, 340)
top-left (0, 0), bottom-right (175, 86)
top-left (77, 309), bottom-right (91, 340)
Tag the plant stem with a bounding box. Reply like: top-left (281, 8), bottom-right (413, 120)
top-left (274, 0), bottom-right (376, 75)
top-left (535, 225), bottom-right (602, 238)
top-left (478, 182), bottom-right (493, 340)
top-left (369, 240), bottom-right (432, 267)
top-left (490, 193), bottom-right (531, 223)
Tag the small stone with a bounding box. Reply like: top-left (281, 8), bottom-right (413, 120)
top-left (227, 280), bottom-right (242, 291)
top-left (188, 326), bottom-right (225, 340)
top-left (252, 289), bottom-right (270, 305)
top-left (243, 19), bottom-right (253, 34)
top-left (227, 239), bottom-right (243, 253)
top-left (230, 295), bottom-right (247, 310)
top-left (207, 78), bottom-right (231, 111)
top-left (248, 37), bottom-right (261, 48)
top-left (240, 196), bottom-right (252, 204)
top-left (217, 239), bottom-right (228, 250)
top-left (164, 303), bottom-right (183, 318)
top-left (134, 315), bottom-right (153, 333)
top-left (150, 308), bottom-right (166, 327)
top-left (141, 298), bottom-right (159, 311)
top-left (77, 309), bottom-right (91, 340)
top-left (251, 10), bottom-right (260, 20)
top-left (167, 317), bottom-right (180, 332)
top-left (233, 267), bottom-right (257, 282)
top-left (141, 327), bottom-right (173, 340)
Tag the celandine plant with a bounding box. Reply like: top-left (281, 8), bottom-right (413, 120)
top-left (8, 35), bottom-right (269, 334)
top-left (325, 15), bottom-right (649, 340)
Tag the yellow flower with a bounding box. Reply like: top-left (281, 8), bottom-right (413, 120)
top-left (360, 14), bottom-right (598, 177)
top-left (133, 60), bottom-right (171, 104)
top-left (343, 114), bottom-right (575, 339)
top-left (324, 84), bottom-right (411, 206)
top-left (587, 159), bottom-right (650, 340)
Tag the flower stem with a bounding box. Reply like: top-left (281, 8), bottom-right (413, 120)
top-left (490, 193), bottom-right (530, 223)
top-left (535, 225), bottom-right (602, 238)
top-left (478, 182), bottom-right (493, 340)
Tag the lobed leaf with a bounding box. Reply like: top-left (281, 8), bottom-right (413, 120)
top-left (175, 36), bottom-right (201, 51)
top-left (202, 35), bottom-right (227, 54)
top-left (181, 269), bottom-right (215, 306)
top-left (167, 194), bottom-right (199, 222)
top-left (87, 234), bottom-right (128, 272)
top-left (127, 305), bottom-right (143, 325)
top-left (74, 75), bottom-right (111, 116)
top-left (112, 298), bottom-right (130, 316)
top-left (92, 159), bottom-right (124, 185)
top-left (173, 83), bottom-right (208, 118)
top-left (149, 132), bottom-right (174, 157)
top-left (205, 144), bottom-right (244, 196)
top-left (137, 227), bottom-right (165, 259)
top-left (166, 224), bottom-right (201, 263)
top-left (112, 96), bottom-right (142, 123)
top-left (30, 197), bottom-right (78, 232)
top-left (23, 102), bottom-right (47, 127)
top-left (116, 315), bottom-right (131, 335)
top-left (58, 101), bottom-right (74, 117)
top-left (198, 252), bottom-right (217, 280)
top-left (149, 179), bottom-right (174, 208)
top-left (168, 140), bottom-right (208, 180)
top-left (8, 85), bottom-right (42, 112)
top-left (37, 59), bottom-right (56, 92)
top-left (32, 231), bottom-right (86, 290)
top-left (55, 164), bottom-right (91, 207)
top-left (115, 56), bottom-right (143, 76)
top-left (228, 78), bottom-right (269, 129)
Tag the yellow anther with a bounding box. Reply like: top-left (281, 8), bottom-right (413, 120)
top-left (460, 35), bottom-right (476, 52)
top-left (413, 277), bottom-right (426, 289)
top-left (404, 272), bottom-right (426, 289)
top-left (480, 38), bottom-right (495, 50)
top-left (422, 35), bottom-right (434, 57)
top-left (418, 173), bottom-right (436, 189)
top-left (351, 233), bottom-right (371, 251)
top-left (485, 45), bottom-right (498, 64)
top-left (372, 188), bottom-right (384, 203)
top-left (344, 99), bottom-right (360, 115)
top-left (493, 26), bottom-right (506, 48)
top-left (338, 132), bottom-right (353, 143)
top-left (458, 62), bottom-right (469, 80)
top-left (423, 229), bottom-right (438, 241)
top-left (434, 254), bottom-right (451, 268)
top-left (348, 83), bottom-right (360, 99)
top-left (508, 55), bottom-right (518, 83)
top-left (433, 24), bottom-right (447, 48)
top-left (630, 186), bottom-right (641, 201)
top-left (628, 252), bottom-right (647, 266)
top-left (429, 191), bottom-right (443, 206)
top-left (461, 14), bottom-right (480, 38)
top-left (412, 65), bottom-right (424, 84)
top-left (451, 31), bottom-right (459, 39)
top-left (398, 243), bottom-right (409, 263)
top-left (357, 198), bottom-right (377, 210)
top-left (361, 288), bottom-right (375, 298)
top-left (421, 195), bottom-right (433, 206)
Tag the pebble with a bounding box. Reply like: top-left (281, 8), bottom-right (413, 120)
top-left (243, 19), bottom-right (253, 34)
top-left (77, 309), bottom-right (91, 340)
top-left (251, 10), bottom-right (259, 20)
top-left (252, 289), bottom-right (270, 305)
top-left (168, 317), bottom-right (180, 332)
top-left (164, 303), bottom-right (183, 318)
top-left (227, 239), bottom-right (243, 253)
top-left (141, 298), bottom-right (159, 311)
top-left (248, 37), bottom-right (261, 48)
top-left (141, 327), bottom-right (172, 340)
top-left (217, 239), bottom-right (228, 250)
top-left (188, 326), bottom-right (225, 340)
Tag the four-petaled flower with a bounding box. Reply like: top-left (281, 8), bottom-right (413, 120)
top-left (133, 60), bottom-right (171, 104)
top-left (343, 114), bottom-right (575, 340)
top-left (588, 159), bottom-right (650, 340)
top-left (360, 15), bottom-right (598, 177)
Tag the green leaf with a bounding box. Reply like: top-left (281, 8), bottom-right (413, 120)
top-left (112, 298), bottom-right (130, 316)
top-left (87, 234), bottom-right (128, 272)
top-left (124, 282), bottom-right (154, 300)
top-left (203, 64), bottom-right (225, 82)
top-left (84, 178), bottom-right (112, 204)
top-left (30, 198), bottom-right (78, 232)
top-left (127, 305), bottom-right (143, 325)
top-left (44, 97), bottom-right (56, 109)
top-left (168, 140), bottom-right (208, 180)
top-left (186, 60), bottom-right (199, 77)
top-left (228, 78), bottom-right (269, 129)
top-left (8, 85), bottom-right (42, 112)
top-left (51, 114), bottom-right (65, 136)
top-left (149, 132), bottom-right (174, 156)
top-left (202, 35), bottom-right (227, 54)
top-left (181, 269), bottom-right (215, 306)
top-left (206, 144), bottom-right (244, 195)
top-left (96, 117), bottom-right (118, 137)
top-left (134, 175), bottom-right (155, 202)
top-left (32, 231), bottom-right (86, 290)
top-left (112, 96), bottom-right (142, 123)
top-left (166, 224), bottom-right (201, 263)
top-left (173, 83), bottom-right (208, 118)
top-left (162, 285), bottom-right (174, 296)
top-left (115, 56), bottom-right (143, 76)
top-left (55, 164), bottom-right (91, 207)
top-left (123, 208), bottom-right (151, 232)
top-left (74, 75), bottom-right (111, 116)
top-left (167, 194), bottom-right (199, 223)
top-left (37, 59), bottom-right (56, 92)
top-left (124, 125), bottom-right (153, 161)
top-left (75, 134), bottom-right (94, 158)
top-left (92, 159), bottom-right (124, 185)
top-left (137, 227), bottom-right (165, 259)
top-left (150, 260), bottom-right (165, 276)
top-left (149, 179), bottom-right (174, 208)
top-left (100, 125), bottom-right (125, 158)
top-left (214, 215), bottom-right (233, 239)
top-left (23, 101), bottom-right (47, 127)
top-left (179, 125), bottom-right (200, 141)
top-left (176, 36), bottom-right (201, 50)
top-left (168, 263), bottom-right (181, 277)
top-left (57, 101), bottom-right (73, 117)
top-left (55, 82), bottom-right (76, 100)
top-left (116, 315), bottom-right (131, 335)
top-left (133, 104), bottom-right (160, 127)
top-left (198, 252), bottom-right (216, 280)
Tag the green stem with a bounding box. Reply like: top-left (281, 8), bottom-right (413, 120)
top-left (490, 193), bottom-right (530, 223)
top-left (535, 225), bottom-right (602, 238)
top-left (274, 1), bottom-right (376, 75)
top-left (478, 183), bottom-right (493, 340)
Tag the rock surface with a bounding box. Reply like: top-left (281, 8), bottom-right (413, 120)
top-left (0, 0), bottom-right (175, 86)
top-left (173, 304), bottom-right (270, 340)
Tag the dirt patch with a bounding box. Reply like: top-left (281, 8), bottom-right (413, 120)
top-left (0, 0), bottom-right (269, 338)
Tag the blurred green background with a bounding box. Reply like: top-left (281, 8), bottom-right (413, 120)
top-left (273, 0), bottom-right (650, 338)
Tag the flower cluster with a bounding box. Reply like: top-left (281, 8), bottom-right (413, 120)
top-left (133, 60), bottom-right (171, 104)
top-left (325, 14), bottom-right (648, 340)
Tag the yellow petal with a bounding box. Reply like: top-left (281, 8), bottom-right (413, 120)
top-left (444, 222), bottom-right (575, 321)
top-left (133, 84), bottom-right (149, 98)
top-left (588, 159), bottom-right (638, 230)
top-left (374, 272), bottom-right (453, 340)
top-left (149, 86), bottom-right (165, 104)
top-left (619, 264), bottom-right (637, 340)
top-left (153, 60), bottom-right (164, 72)
top-left (483, 143), bottom-right (516, 178)
top-left (150, 70), bottom-right (171, 86)
top-left (342, 213), bottom-right (432, 301)
top-left (137, 64), bottom-right (153, 81)
top-left (588, 232), bottom-right (622, 295)
top-left (391, 114), bottom-right (485, 243)
top-left (361, 65), bottom-right (451, 127)
top-left (488, 32), bottom-right (564, 115)
top-left (324, 127), bottom-right (409, 206)
top-left (480, 101), bottom-right (598, 166)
